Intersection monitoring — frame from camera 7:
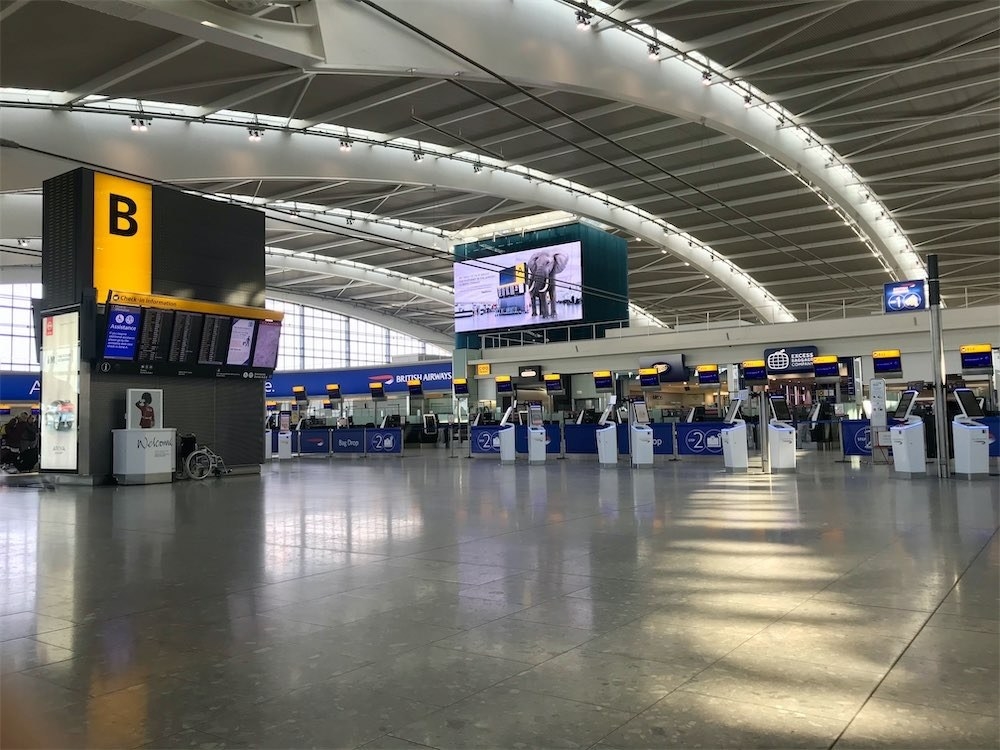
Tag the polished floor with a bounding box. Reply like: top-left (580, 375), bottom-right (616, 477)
top-left (1, 453), bottom-right (997, 749)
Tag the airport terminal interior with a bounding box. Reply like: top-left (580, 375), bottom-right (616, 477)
top-left (1, 1), bottom-right (999, 748)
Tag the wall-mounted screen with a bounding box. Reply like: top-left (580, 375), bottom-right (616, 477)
top-left (873, 349), bottom-right (903, 377)
top-left (369, 382), bottom-right (386, 400)
top-left (453, 378), bottom-right (470, 396)
top-left (40, 312), bottom-right (80, 471)
top-left (252, 319), bottom-right (282, 369)
top-left (495, 376), bottom-right (513, 394)
top-left (226, 318), bottom-right (257, 366)
top-left (169, 312), bottom-right (203, 364)
top-left (638, 368), bottom-right (660, 390)
top-left (544, 375), bottom-right (564, 395)
top-left (741, 360), bottom-right (768, 384)
top-left (813, 361), bottom-right (840, 379)
top-left (137, 308), bottom-right (174, 363)
top-left (593, 371), bottom-right (614, 393)
top-left (103, 304), bottom-right (142, 360)
top-left (198, 314), bottom-right (232, 365)
top-left (326, 384), bottom-right (342, 401)
top-left (454, 241), bottom-right (583, 332)
top-left (883, 280), bottom-right (927, 313)
top-left (960, 345), bottom-right (993, 374)
top-left (696, 365), bottom-right (720, 386)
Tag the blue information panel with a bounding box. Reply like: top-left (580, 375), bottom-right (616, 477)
top-left (884, 280), bottom-right (927, 313)
top-left (651, 423), bottom-right (674, 455)
top-left (471, 425), bottom-right (502, 454)
top-left (841, 420), bottom-right (872, 456)
top-left (104, 304), bottom-right (142, 359)
top-left (332, 428), bottom-right (366, 454)
top-left (983, 416), bottom-right (1000, 458)
top-left (676, 422), bottom-right (724, 456)
top-left (564, 424), bottom-right (598, 453)
top-left (299, 430), bottom-right (330, 454)
top-left (366, 428), bottom-right (403, 454)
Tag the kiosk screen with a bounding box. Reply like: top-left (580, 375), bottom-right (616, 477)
top-left (892, 391), bottom-right (916, 421)
top-left (954, 388), bottom-right (985, 419)
top-left (137, 309), bottom-right (174, 363)
top-left (769, 396), bottom-right (793, 423)
top-left (723, 400), bottom-right (742, 424)
top-left (632, 400), bottom-right (650, 425)
top-left (252, 320), bottom-right (282, 369)
top-left (528, 404), bottom-right (544, 427)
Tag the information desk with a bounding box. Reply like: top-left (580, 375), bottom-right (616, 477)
top-left (112, 428), bottom-right (176, 485)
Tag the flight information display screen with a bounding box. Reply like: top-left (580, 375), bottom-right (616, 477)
top-left (252, 319), bottom-right (282, 369)
top-left (960, 350), bottom-right (992, 371)
top-left (198, 315), bottom-right (232, 366)
top-left (696, 367), bottom-right (720, 386)
top-left (496, 377), bottom-right (513, 394)
top-left (638, 370), bottom-right (660, 389)
top-left (137, 309), bottom-right (174, 363)
top-left (593, 371), bottom-right (614, 392)
top-left (169, 312), bottom-right (203, 364)
top-left (103, 305), bottom-right (142, 360)
top-left (453, 379), bottom-right (470, 396)
top-left (813, 361), bottom-right (840, 379)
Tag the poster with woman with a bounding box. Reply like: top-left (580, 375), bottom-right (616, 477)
top-left (126, 389), bottom-right (164, 430)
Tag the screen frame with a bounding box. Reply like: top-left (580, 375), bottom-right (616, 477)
top-left (953, 388), bottom-right (985, 419)
top-left (103, 304), bottom-right (143, 361)
top-left (892, 390), bottom-right (917, 421)
top-left (769, 395), bottom-right (793, 423)
top-left (251, 318), bottom-right (282, 370)
top-left (723, 400), bottom-right (742, 424)
top-left (632, 400), bottom-right (650, 425)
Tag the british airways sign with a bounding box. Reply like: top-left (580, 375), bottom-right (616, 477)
top-left (266, 361), bottom-right (453, 397)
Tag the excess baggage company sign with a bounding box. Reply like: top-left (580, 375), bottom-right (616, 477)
top-left (764, 345), bottom-right (819, 375)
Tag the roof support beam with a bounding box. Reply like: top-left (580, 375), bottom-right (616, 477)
top-left (194, 72), bottom-right (310, 117)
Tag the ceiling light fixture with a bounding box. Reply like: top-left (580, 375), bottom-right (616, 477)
top-left (339, 138), bottom-right (352, 152)
top-left (413, 151), bottom-right (424, 162)
top-left (473, 164), bottom-right (483, 173)
top-left (647, 43), bottom-right (660, 60)
top-left (575, 9), bottom-right (592, 29)
top-left (17, 239), bottom-right (29, 247)
top-left (702, 71), bottom-right (711, 86)
top-left (744, 95), bottom-right (752, 109)
top-left (247, 128), bottom-right (263, 142)
top-left (129, 117), bottom-right (151, 132)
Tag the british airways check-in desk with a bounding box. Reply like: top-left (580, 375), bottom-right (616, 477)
top-left (471, 423), bottom-right (691, 457)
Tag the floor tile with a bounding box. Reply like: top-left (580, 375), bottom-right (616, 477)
top-left (598, 690), bottom-right (845, 749)
top-left (383, 594), bottom-right (529, 630)
top-left (506, 596), bottom-right (656, 632)
top-left (140, 728), bottom-right (247, 748)
top-left (736, 621), bottom-right (910, 673)
top-left (434, 617), bottom-right (596, 664)
top-left (391, 684), bottom-right (632, 749)
top-left (499, 648), bottom-right (700, 712)
top-left (0, 636), bottom-right (73, 674)
top-left (0, 611), bottom-right (75, 641)
top-left (903, 625), bottom-right (1000, 666)
top-left (780, 599), bottom-right (930, 639)
top-left (924, 611), bottom-right (1000, 634)
top-left (836, 697), bottom-right (1000, 749)
top-left (580, 618), bottom-right (755, 666)
top-left (874, 652), bottom-right (999, 716)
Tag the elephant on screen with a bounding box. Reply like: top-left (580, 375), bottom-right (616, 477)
top-left (526, 250), bottom-right (570, 319)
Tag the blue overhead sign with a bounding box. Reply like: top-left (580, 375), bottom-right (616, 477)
top-left (883, 280), bottom-right (927, 313)
top-left (764, 345), bottom-right (818, 375)
top-left (266, 361), bottom-right (452, 397)
top-left (0, 372), bottom-right (41, 401)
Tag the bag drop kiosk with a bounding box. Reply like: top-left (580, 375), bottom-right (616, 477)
top-left (721, 394), bottom-right (749, 472)
top-left (596, 396), bottom-right (618, 467)
top-left (767, 394), bottom-right (797, 472)
top-left (952, 388), bottom-right (989, 478)
top-left (498, 399), bottom-right (516, 465)
top-left (629, 399), bottom-right (654, 468)
top-left (889, 390), bottom-right (924, 477)
top-left (527, 403), bottom-right (547, 465)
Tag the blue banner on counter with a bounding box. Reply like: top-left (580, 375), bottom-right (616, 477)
top-left (365, 428), bottom-right (403, 454)
top-left (299, 430), bottom-right (331, 455)
top-left (471, 425), bottom-right (502, 454)
top-left (564, 424), bottom-right (598, 453)
top-left (514, 424), bottom-right (561, 454)
top-left (983, 416), bottom-right (1000, 457)
top-left (332, 428), bottom-right (366, 454)
top-left (651, 423), bottom-right (674, 455)
top-left (841, 420), bottom-right (872, 456)
top-left (676, 422), bottom-right (724, 456)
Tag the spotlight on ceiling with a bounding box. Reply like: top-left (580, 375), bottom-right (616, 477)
top-left (702, 71), bottom-right (711, 86)
top-left (575, 9), bottom-right (592, 29)
top-left (129, 117), bottom-right (151, 132)
top-left (413, 151), bottom-right (425, 162)
top-left (744, 95), bottom-right (752, 109)
top-left (17, 239), bottom-right (29, 247)
top-left (247, 128), bottom-right (263, 142)
top-left (473, 164), bottom-right (483, 173)
top-left (647, 43), bottom-right (660, 60)
top-left (339, 139), bottom-right (353, 152)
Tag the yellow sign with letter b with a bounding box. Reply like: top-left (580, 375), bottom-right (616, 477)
top-left (93, 173), bottom-right (152, 302)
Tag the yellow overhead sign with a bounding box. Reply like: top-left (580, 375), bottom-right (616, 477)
top-left (475, 363), bottom-right (492, 377)
top-left (872, 349), bottom-right (901, 359)
top-left (695, 364), bottom-right (719, 373)
top-left (593, 370), bottom-right (612, 378)
top-left (812, 355), bottom-right (839, 364)
top-left (495, 374), bottom-right (512, 383)
top-left (742, 360), bottom-right (765, 368)
top-left (453, 377), bottom-right (468, 386)
top-left (93, 173), bottom-right (152, 303)
top-left (106, 290), bottom-right (283, 321)
top-left (960, 344), bottom-right (991, 354)
top-left (543, 373), bottom-right (562, 382)
top-left (638, 367), bottom-right (658, 376)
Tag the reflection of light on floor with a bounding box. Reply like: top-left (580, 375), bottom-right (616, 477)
top-left (263, 506), bottom-right (425, 554)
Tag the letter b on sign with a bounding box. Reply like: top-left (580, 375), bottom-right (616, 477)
top-left (109, 193), bottom-right (139, 236)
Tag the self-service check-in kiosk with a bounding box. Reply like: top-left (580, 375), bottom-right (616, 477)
top-left (596, 396), bottom-right (618, 467)
top-left (952, 388), bottom-right (989, 478)
top-left (630, 399), bottom-right (654, 468)
top-left (889, 390), bottom-right (924, 477)
top-left (767, 394), bottom-right (797, 472)
top-left (498, 399), bottom-right (516, 465)
top-left (527, 403), bottom-right (547, 465)
top-left (721, 394), bottom-right (749, 472)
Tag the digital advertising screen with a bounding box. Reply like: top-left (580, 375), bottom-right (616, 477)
top-left (138, 308), bottom-right (174, 363)
top-left (883, 280), bottom-right (927, 313)
top-left (103, 304), bottom-right (142, 360)
top-left (40, 312), bottom-right (80, 471)
top-left (226, 318), bottom-right (257, 366)
top-left (453, 241), bottom-right (583, 332)
top-left (252, 319), bottom-right (282, 369)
